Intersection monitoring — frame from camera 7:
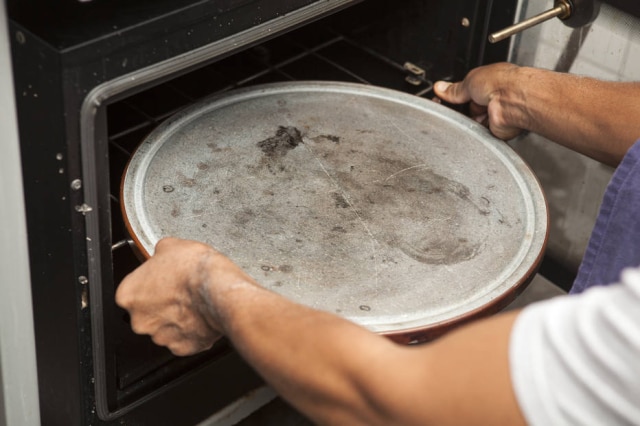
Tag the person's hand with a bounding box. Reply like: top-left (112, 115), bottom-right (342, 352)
top-left (434, 63), bottom-right (525, 141)
top-left (115, 237), bottom-right (255, 356)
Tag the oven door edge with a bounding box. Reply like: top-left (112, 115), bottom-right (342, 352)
top-left (79, 0), bottom-right (361, 420)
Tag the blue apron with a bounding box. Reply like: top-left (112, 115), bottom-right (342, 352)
top-left (571, 138), bottom-right (640, 294)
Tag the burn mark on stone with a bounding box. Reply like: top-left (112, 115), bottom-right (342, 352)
top-left (261, 265), bottom-right (293, 273)
top-left (367, 161), bottom-right (490, 265)
top-left (332, 192), bottom-right (350, 209)
top-left (207, 143), bottom-right (224, 153)
top-left (279, 265), bottom-right (293, 273)
top-left (162, 185), bottom-right (174, 193)
top-left (234, 208), bottom-right (254, 226)
top-left (257, 126), bottom-right (303, 159)
top-left (177, 172), bottom-right (196, 187)
top-left (197, 162), bottom-right (210, 171)
top-left (396, 237), bottom-right (482, 265)
top-left (314, 134), bottom-right (340, 144)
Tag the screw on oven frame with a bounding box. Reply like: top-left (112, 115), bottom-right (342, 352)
top-left (71, 179), bottom-right (82, 190)
top-left (75, 203), bottom-right (93, 215)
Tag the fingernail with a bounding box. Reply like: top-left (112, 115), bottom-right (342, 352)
top-left (434, 81), bottom-right (451, 93)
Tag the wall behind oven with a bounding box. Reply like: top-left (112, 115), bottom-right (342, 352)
top-left (506, 1), bottom-right (640, 286)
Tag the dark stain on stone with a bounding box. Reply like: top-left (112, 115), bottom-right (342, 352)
top-left (257, 126), bottom-right (303, 159)
top-left (171, 206), bottom-right (180, 218)
top-left (177, 171), bottom-right (196, 187)
top-left (396, 237), bottom-right (481, 265)
top-left (332, 226), bottom-right (347, 233)
top-left (234, 208), bottom-right (254, 226)
top-left (313, 134), bottom-right (340, 144)
top-left (278, 265), bottom-right (293, 273)
top-left (332, 192), bottom-right (350, 208)
top-left (261, 265), bottom-right (293, 273)
top-left (207, 143), bottom-right (224, 153)
top-left (197, 162), bottom-right (210, 170)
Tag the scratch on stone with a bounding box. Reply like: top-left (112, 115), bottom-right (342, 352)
top-left (382, 164), bottom-right (429, 184)
top-left (387, 116), bottom-right (422, 146)
top-left (302, 142), bottom-right (381, 286)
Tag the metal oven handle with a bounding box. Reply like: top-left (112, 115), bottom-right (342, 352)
top-left (489, 0), bottom-right (600, 43)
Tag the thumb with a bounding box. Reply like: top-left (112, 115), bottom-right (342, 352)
top-left (433, 81), bottom-right (470, 105)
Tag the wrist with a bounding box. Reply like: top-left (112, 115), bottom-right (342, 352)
top-left (196, 249), bottom-right (260, 334)
top-left (495, 65), bottom-right (531, 132)
top-left (507, 66), bottom-right (560, 133)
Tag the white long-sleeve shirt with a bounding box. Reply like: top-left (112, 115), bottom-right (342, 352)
top-left (510, 267), bottom-right (640, 425)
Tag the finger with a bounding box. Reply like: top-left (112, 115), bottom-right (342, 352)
top-left (475, 114), bottom-right (489, 126)
top-left (115, 276), bottom-right (136, 310)
top-left (168, 335), bottom-right (220, 357)
top-left (151, 324), bottom-right (183, 347)
top-left (155, 236), bottom-right (180, 253)
top-left (488, 124), bottom-right (523, 141)
top-left (130, 313), bottom-right (162, 336)
top-left (469, 101), bottom-right (487, 118)
top-left (158, 327), bottom-right (222, 357)
top-left (433, 81), bottom-right (470, 105)
top-left (115, 260), bottom-right (150, 310)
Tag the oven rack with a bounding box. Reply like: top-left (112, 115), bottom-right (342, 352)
top-left (107, 20), bottom-right (437, 212)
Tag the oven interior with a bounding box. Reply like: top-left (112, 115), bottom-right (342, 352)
top-left (105, 0), bottom-right (515, 419)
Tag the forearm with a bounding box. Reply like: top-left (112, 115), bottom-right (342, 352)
top-left (506, 67), bottom-right (640, 166)
top-left (117, 238), bottom-right (526, 425)
top-left (201, 266), bottom-right (525, 426)
top-left (204, 277), bottom-right (403, 425)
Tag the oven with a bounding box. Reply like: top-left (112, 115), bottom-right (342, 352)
top-left (5, 0), bottom-right (634, 424)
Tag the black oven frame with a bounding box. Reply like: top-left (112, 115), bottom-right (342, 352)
top-left (9, 0), bottom-right (515, 424)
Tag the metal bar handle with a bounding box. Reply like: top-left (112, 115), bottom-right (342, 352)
top-left (111, 239), bottom-right (135, 252)
top-left (488, 0), bottom-right (572, 44)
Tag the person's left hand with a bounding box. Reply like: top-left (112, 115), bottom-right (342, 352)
top-left (433, 63), bottom-right (525, 141)
top-left (115, 238), bottom-right (224, 356)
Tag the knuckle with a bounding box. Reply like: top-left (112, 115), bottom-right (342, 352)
top-left (114, 288), bottom-right (131, 309)
top-left (130, 317), bottom-right (151, 335)
top-left (169, 344), bottom-right (193, 357)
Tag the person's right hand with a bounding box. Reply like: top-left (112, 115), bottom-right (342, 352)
top-left (115, 237), bottom-right (257, 356)
top-left (434, 62), bottom-right (526, 141)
